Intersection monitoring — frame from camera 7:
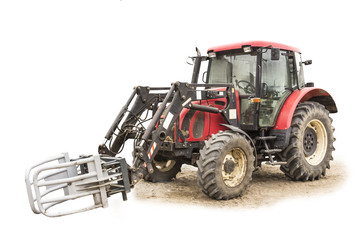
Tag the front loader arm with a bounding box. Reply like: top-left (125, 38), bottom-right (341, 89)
top-left (131, 82), bottom-right (238, 182)
top-left (133, 82), bottom-right (182, 175)
top-left (99, 81), bottom-right (238, 184)
top-left (98, 86), bottom-right (171, 157)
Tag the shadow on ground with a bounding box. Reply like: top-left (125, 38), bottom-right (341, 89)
top-left (134, 161), bottom-right (346, 208)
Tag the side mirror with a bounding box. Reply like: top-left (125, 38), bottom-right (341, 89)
top-left (186, 57), bottom-right (194, 65)
top-left (303, 60), bottom-right (312, 65)
top-left (271, 48), bottom-right (280, 60)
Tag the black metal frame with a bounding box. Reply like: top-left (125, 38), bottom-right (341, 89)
top-left (99, 82), bottom-right (239, 178)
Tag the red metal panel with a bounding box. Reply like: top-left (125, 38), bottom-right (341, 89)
top-left (273, 88), bottom-right (331, 130)
top-left (178, 87), bottom-right (240, 141)
top-left (206, 99), bottom-right (228, 139)
top-left (208, 41), bottom-right (301, 53)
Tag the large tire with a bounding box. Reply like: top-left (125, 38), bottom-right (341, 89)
top-left (280, 101), bottom-right (335, 181)
top-left (197, 131), bottom-right (255, 200)
top-left (146, 156), bottom-right (182, 182)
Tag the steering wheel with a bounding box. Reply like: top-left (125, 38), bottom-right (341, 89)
top-left (235, 80), bottom-right (256, 94)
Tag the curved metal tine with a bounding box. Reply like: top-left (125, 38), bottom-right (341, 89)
top-left (39, 184), bottom-right (68, 214)
top-left (34, 156), bottom-right (94, 174)
top-left (39, 190), bottom-right (101, 216)
top-left (75, 172), bottom-right (122, 186)
top-left (41, 191), bottom-right (102, 217)
top-left (37, 169), bottom-right (68, 182)
top-left (107, 189), bottom-right (124, 195)
top-left (44, 204), bottom-right (102, 217)
top-left (43, 200), bottom-right (67, 211)
top-left (25, 174), bottom-right (40, 214)
top-left (33, 157), bottom-right (96, 189)
top-left (26, 153), bottom-right (68, 176)
top-left (42, 188), bottom-right (96, 211)
top-left (106, 166), bottom-right (121, 172)
top-left (25, 153), bottom-right (68, 214)
top-left (40, 190), bottom-right (100, 205)
top-left (36, 172), bottom-right (97, 187)
top-left (40, 183), bottom-right (68, 198)
top-left (77, 178), bottom-right (122, 191)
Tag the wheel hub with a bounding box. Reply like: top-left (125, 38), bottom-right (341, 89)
top-left (303, 127), bottom-right (317, 156)
top-left (222, 148), bottom-right (247, 187)
top-left (224, 160), bottom-right (235, 174)
top-left (304, 119), bottom-right (328, 166)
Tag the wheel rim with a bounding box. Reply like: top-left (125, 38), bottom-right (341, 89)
top-left (153, 159), bottom-right (176, 172)
top-left (222, 148), bottom-right (247, 187)
top-left (303, 127), bottom-right (317, 156)
top-left (304, 119), bottom-right (328, 165)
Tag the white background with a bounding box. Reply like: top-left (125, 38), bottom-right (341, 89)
top-left (1, 0), bottom-right (359, 239)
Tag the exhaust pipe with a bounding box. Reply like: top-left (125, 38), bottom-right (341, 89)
top-left (191, 48), bottom-right (202, 84)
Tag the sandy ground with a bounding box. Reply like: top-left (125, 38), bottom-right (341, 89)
top-left (134, 161), bottom-right (346, 208)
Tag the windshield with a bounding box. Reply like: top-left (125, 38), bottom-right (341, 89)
top-left (208, 52), bottom-right (257, 95)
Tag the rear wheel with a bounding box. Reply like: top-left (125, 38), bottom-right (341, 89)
top-left (280, 101), bottom-right (335, 181)
top-left (197, 131), bottom-right (255, 200)
top-left (146, 156), bottom-right (182, 182)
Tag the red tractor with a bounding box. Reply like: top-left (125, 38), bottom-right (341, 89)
top-left (100, 40), bottom-right (337, 198)
top-left (26, 41), bottom-right (337, 216)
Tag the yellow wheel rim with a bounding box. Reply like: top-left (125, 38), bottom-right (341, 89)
top-left (304, 119), bottom-right (328, 166)
top-left (221, 148), bottom-right (247, 187)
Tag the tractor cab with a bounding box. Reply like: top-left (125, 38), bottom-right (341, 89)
top-left (205, 41), bottom-right (306, 130)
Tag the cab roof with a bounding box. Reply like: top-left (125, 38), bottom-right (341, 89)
top-left (207, 41), bottom-right (301, 53)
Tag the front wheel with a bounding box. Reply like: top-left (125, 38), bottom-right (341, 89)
top-left (197, 131), bottom-right (255, 200)
top-left (280, 101), bottom-right (335, 181)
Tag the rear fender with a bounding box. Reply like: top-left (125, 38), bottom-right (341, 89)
top-left (274, 87), bottom-right (337, 130)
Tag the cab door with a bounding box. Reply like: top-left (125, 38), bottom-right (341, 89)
top-left (259, 50), bottom-right (295, 127)
top-left (207, 50), bottom-right (260, 130)
top-left (231, 53), bottom-right (259, 130)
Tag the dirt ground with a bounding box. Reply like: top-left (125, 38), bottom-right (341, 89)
top-left (134, 161), bottom-right (346, 208)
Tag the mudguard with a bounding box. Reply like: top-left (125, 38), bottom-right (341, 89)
top-left (274, 87), bottom-right (337, 130)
